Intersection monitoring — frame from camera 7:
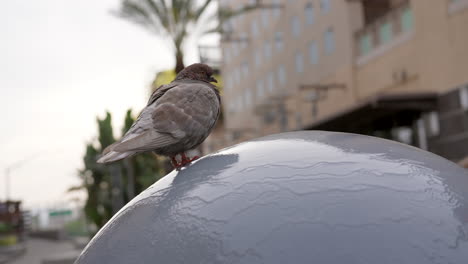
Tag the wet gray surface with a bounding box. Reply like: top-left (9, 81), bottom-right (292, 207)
top-left (76, 131), bottom-right (468, 264)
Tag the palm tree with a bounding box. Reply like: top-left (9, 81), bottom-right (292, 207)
top-left (115, 0), bottom-right (258, 73)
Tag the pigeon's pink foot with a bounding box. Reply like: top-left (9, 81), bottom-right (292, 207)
top-left (179, 153), bottom-right (199, 167)
top-left (170, 156), bottom-right (183, 169)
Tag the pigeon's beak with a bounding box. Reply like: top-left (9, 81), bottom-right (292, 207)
top-left (209, 76), bottom-right (218, 83)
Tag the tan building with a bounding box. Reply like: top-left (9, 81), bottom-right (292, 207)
top-left (203, 0), bottom-right (468, 165)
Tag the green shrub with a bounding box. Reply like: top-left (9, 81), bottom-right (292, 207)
top-left (0, 222), bottom-right (12, 233)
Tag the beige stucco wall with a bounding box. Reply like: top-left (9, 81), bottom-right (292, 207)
top-left (221, 0), bottom-right (360, 132)
top-left (215, 0), bottom-right (468, 150)
top-left (356, 0), bottom-right (468, 100)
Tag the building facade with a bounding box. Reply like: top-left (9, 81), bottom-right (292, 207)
top-left (203, 0), bottom-right (468, 166)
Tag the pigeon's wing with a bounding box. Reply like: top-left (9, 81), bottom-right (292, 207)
top-left (107, 81), bottom-right (220, 154)
top-left (101, 83), bottom-right (180, 154)
top-left (151, 81), bottom-right (221, 143)
top-left (113, 130), bottom-right (176, 152)
top-left (122, 82), bottom-right (178, 137)
top-left (146, 83), bottom-right (178, 106)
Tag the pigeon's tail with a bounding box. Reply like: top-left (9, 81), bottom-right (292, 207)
top-left (97, 142), bottom-right (135, 163)
top-left (97, 151), bottom-right (133, 163)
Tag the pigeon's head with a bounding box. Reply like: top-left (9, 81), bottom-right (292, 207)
top-left (175, 63), bottom-right (217, 84)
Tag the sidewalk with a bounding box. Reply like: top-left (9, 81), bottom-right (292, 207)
top-left (8, 238), bottom-right (80, 264)
top-left (0, 243), bottom-right (26, 264)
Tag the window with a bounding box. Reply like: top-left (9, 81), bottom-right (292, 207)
top-left (295, 52), bottom-right (304, 73)
top-left (305, 3), bottom-right (314, 25)
top-left (233, 14), bottom-right (240, 27)
top-left (238, 96), bottom-right (244, 111)
top-left (232, 42), bottom-right (239, 56)
top-left (251, 19), bottom-right (259, 36)
top-left (234, 97), bottom-right (238, 112)
top-left (379, 22), bottom-right (393, 44)
top-left (359, 33), bottom-right (372, 56)
top-left (267, 72), bottom-right (275, 92)
top-left (239, 32), bottom-right (248, 49)
top-left (291, 16), bottom-right (301, 37)
top-left (222, 20), bottom-right (233, 33)
top-left (273, 0), bottom-right (281, 17)
top-left (255, 49), bottom-right (262, 68)
top-left (228, 102), bottom-right (235, 113)
top-left (324, 28), bottom-right (335, 54)
top-left (241, 61), bottom-right (249, 78)
top-left (256, 79), bottom-right (265, 98)
top-left (461, 85), bottom-right (468, 109)
top-left (401, 7), bottom-right (413, 32)
top-left (426, 112), bottom-right (440, 137)
top-left (223, 47), bottom-right (231, 63)
top-left (320, 0), bottom-right (331, 13)
top-left (275, 32), bottom-right (284, 50)
top-left (264, 41), bottom-right (272, 60)
top-left (278, 65), bottom-right (286, 85)
top-left (309, 41), bottom-right (319, 64)
top-left (261, 10), bottom-right (269, 27)
top-left (245, 90), bottom-right (252, 108)
top-left (393, 127), bottom-right (413, 144)
top-left (234, 67), bottom-right (241, 84)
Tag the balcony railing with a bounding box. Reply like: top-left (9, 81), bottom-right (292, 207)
top-left (355, 1), bottom-right (413, 58)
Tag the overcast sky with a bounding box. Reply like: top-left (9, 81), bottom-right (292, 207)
top-left (0, 0), bottom-right (217, 209)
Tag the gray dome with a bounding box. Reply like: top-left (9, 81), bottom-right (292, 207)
top-left (76, 131), bottom-right (468, 264)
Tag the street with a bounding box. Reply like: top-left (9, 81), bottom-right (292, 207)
top-left (9, 238), bottom-right (79, 264)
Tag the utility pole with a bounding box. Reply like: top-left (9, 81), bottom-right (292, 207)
top-left (3, 154), bottom-right (40, 201)
top-left (5, 168), bottom-right (10, 201)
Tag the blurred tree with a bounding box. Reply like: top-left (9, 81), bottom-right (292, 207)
top-left (72, 111), bottom-right (166, 232)
top-left (75, 112), bottom-right (114, 230)
top-left (115, 0), bottom-right (258, 73)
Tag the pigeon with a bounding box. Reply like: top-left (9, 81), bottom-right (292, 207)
top-left (97, 63), bottom-right (221, 169)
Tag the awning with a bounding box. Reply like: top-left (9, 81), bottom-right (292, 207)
top-left (307, 93), bottom-right (438, 133)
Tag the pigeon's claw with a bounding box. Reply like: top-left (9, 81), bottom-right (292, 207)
top-left (170, 153), bottom-right (200, 170)
top-left (178, 153), bottom-right (199, 167)
top-left (170, 156), bottom-right (182, 169)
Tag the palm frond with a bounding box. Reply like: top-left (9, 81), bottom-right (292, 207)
top-left (195, 0), bottom-right (213, 19)
top-left (144, 0), bottom-right (168, 28)
top-left (67, 185), bottom-right (85, 193)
